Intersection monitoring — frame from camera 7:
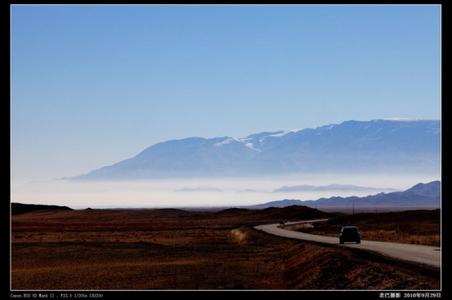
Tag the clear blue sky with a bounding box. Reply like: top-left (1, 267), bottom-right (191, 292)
top-left (11, 5), bottom-right (441, 180)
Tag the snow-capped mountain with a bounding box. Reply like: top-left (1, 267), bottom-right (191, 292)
top-left (73, 119), bottom-right (440, 180)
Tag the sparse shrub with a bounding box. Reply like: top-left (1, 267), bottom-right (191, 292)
top-left (229, 228), bottom-right (248, 244)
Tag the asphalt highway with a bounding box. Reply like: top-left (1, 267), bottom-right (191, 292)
top-left (255, 221), bottom-right (440, 268)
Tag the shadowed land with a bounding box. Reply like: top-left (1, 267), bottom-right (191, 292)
top-left (12, 205), bottom-right (439, 290)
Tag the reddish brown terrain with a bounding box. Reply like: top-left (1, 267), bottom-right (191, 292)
top-left (11, 205), bottom-right (439, 290)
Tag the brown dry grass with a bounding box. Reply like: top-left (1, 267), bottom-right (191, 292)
top-left (12, 208), bottom-right (439, 290)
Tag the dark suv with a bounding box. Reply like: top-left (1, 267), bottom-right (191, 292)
top-left (339, 226), bottom-right (361, 244)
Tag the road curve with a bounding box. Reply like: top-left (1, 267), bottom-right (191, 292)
top-left (254, 222), bottom-right (440, 268)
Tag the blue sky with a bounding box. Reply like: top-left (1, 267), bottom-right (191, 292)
top-left (11, 5), bottom-right (441, 180)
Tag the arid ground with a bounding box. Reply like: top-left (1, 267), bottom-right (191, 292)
top-left (11, 206), bottom-right (440, 290)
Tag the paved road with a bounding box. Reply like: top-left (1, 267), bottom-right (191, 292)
top-left (254, 221), bottom-right (440, 268)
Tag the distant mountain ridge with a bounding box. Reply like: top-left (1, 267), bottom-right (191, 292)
top-left (73, 119), bottom-right (440, 180)
top-left (248, 181), bottom-right (440, 209)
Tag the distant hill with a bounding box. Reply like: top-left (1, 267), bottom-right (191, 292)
top-left (248, 199), bottom-right (304, 209)
top-left (11, 203), bottom-right (73, 215)
top-left (212, 205), bottom-right (330, 223)
top-left (252, 205), bottom-right (330, 220)
top-left (247, 181), bottom-right (440, 209)
top-left (72, 119), bottom-right (440, 180)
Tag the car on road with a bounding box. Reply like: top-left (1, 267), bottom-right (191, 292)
top-left (339, 226), bottom-right (361, 244)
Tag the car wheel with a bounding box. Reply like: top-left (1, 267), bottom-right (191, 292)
top-left (339, 239), bottom-right (344, 244)
top-left (356, 240), bottom-right (361, 244)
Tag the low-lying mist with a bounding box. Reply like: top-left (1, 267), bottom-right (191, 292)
top-left (11, 172), bottom-right (440, 209)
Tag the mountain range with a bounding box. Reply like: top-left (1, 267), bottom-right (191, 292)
top-left (248, 181), bottom-right (440, 209)
top-left (73, 119), bottom-right (440, 180)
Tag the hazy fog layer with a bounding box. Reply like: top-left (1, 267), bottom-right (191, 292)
top-left (11, 172), bottom-right (440, 209)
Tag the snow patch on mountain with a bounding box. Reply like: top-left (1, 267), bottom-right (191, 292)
top-left (214, 137), bottom-right (239, 147)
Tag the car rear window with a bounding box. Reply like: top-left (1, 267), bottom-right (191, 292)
top-left (343, 227), bottom-right (358, 233)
